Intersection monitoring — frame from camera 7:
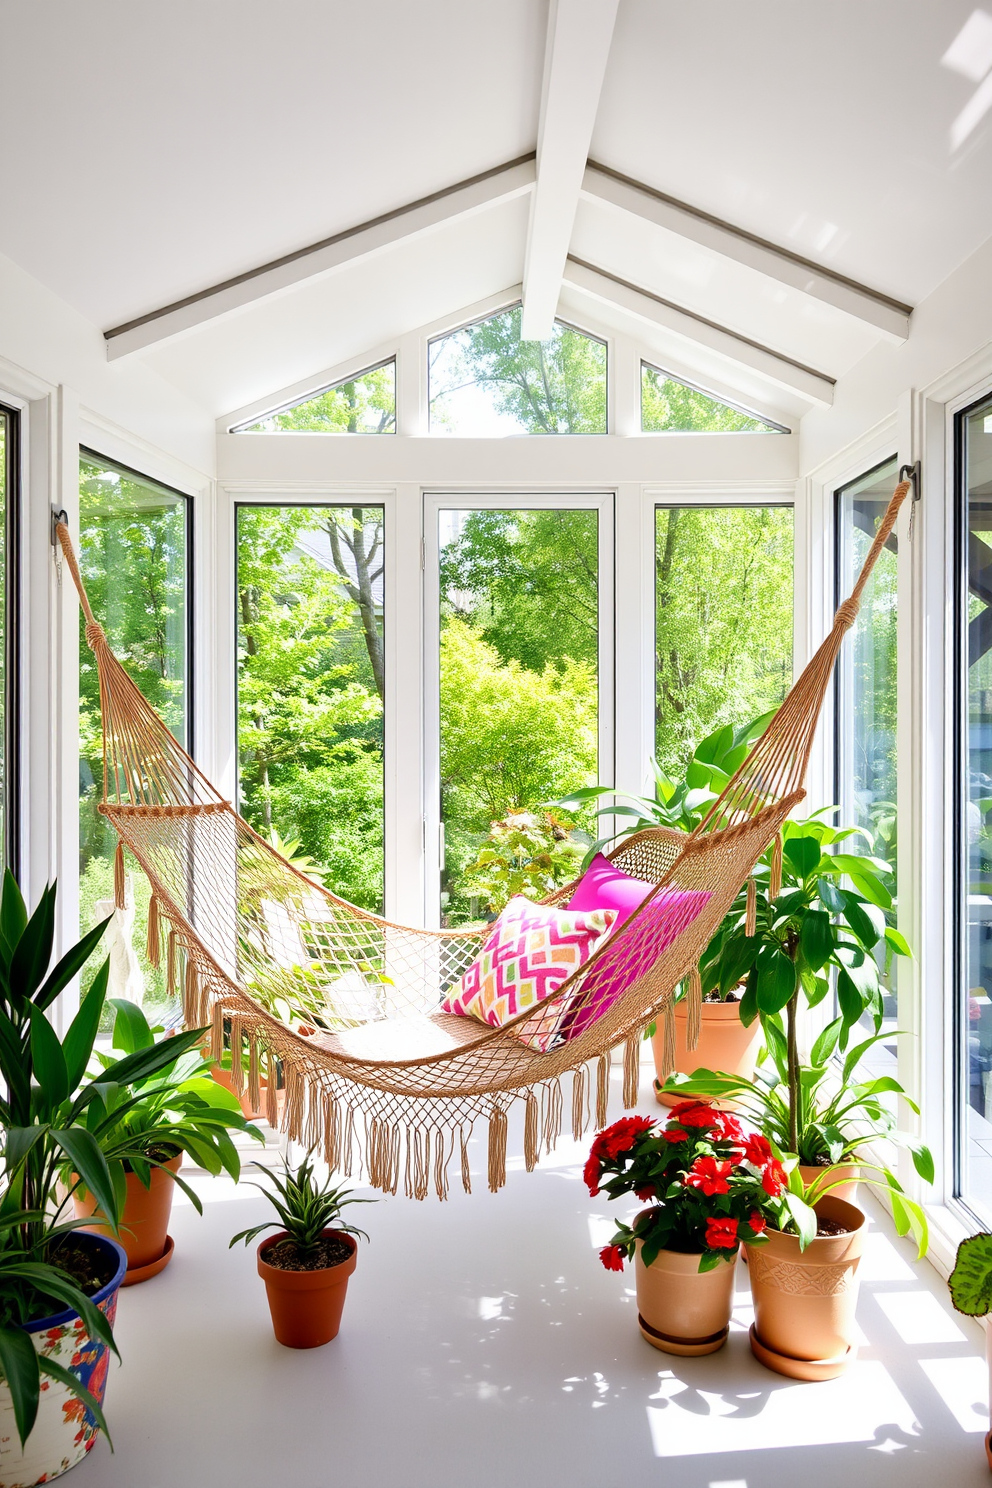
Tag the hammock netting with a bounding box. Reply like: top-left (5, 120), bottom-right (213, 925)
top-left (57, 479), bottom-right (910, 1199)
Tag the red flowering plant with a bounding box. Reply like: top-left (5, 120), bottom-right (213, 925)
top-left (585, 1105), bottom-right (810, 1272)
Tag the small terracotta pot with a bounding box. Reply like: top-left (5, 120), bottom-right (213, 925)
top-left (746, 1194), bottom-right (866, 1378)
top-left (797, 1162), bottom-right (861, 1205)
top-left (211, 1064), bottom-right (282, 1123)
top-left (74, 1153), bottom-right (182, 1278)
top-left (635, 1233), bottom-right (738, 1355)
top-left (653, 999), bottom-right (762, 1109)
top-left (257, 1229), bottom-right (357, 1348)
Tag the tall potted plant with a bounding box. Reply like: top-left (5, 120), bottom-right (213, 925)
top-left (72, 1000), bottom-right (263, 1283)
top-left (947, 1232), bottom-right (992, 1471)
top-left (0, 874), bottom-right (211, 1483)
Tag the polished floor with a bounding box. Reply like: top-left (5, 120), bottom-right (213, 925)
top-left (71, 1064), bottom-right (989, 1488)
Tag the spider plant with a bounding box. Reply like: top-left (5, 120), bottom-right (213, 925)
top-left (230, 1151), bottom-right (373, 1258)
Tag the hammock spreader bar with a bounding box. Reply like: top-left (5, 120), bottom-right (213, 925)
top-left (56, 478), bottom-right (911, 1197)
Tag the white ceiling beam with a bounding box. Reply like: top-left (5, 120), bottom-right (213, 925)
top-left (105, 156), bottom-right (537, 359)
top-left (520, 0), bottom-right (619, 341)
top-left (564, 257), bottom-right (835, 406)
top-left (581, 162), bottom-right (911, 343)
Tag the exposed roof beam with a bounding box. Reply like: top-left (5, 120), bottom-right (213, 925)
top-left (105, 155), bottom-right (537, 359)
top-left (564, 256), bottom-right (835, 406)
top-left (520, 0), bottom-right (619, 341)
top-left (581, 162), bottom-right (912, 343)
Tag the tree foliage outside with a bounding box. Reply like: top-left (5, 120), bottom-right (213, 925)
top-left (429, 305), bottom-right (606, 434)
top-left (655, 506), bottom-right (794, 774)
top-left (241, 362), bottom-right (395, 434)
top-left (642, 365), bottom-right (780, 433)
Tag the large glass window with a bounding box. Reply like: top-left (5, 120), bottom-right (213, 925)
top-left (957, 393), bottom-right (992, 1216)
top-left (642, 363), bottom-right (787, 434)
top-left (654, 505), bottom-right (794, 776)
top-left (236, 506), bottom-right (385, 913)
top-left (429, 306), bottom-right (607, 436)
top-left (0, 405), bottom-right (17, 869)
top-left (437, 506), bottom-right (600, 924)
top-left (232, 361), bottom-right (396, 434)
top-left (835, 458), bottom-right (900, 1068)
top-left (78, 451), bottom-right (190, 1014)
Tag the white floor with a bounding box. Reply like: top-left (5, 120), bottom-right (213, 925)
top-left (69, 1066), bottom-right (990, 1488)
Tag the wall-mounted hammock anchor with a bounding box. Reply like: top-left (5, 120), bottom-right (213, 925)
top-left (899, 462), bottom-right (921, 540)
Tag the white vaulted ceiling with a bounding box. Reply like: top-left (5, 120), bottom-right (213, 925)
top-left (2, 0), bottom-right (991, 420)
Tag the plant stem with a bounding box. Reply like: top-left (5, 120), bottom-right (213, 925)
top-left (786, 990), bottom-right (799, 1155)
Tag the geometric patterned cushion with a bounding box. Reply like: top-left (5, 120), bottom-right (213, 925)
top-left (440, 896), bottom-right (617, 1052)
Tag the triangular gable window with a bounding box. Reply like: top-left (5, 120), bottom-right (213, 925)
top-left (233, 360), bottom-right (396, 434)
top-left (641, 362), bottom-right (787, 433)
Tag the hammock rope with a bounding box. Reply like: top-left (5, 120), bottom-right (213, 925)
top-left (57, 479), bottom-right (911, 1197)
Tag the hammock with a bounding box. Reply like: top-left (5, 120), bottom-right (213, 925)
top-left (56, 479), bottom-right (910, 1198)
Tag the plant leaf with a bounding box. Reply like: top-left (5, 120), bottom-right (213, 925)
top-left (0, 1323), bottom-right (40, 1447)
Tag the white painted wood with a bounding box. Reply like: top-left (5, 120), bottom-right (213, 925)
top-left (107, 160), bottom-right (537, 360)
top-left (520, 0), bottom-right (619, 341)
top-left (563, 258), bottom-right (835, 407)
top-left (581, 164), bottom-right (912, 343)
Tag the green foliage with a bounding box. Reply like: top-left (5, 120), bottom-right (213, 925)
top-left (244, 364), bottom-right (395, 434)
top-left (642, 366), bottom-right (777, 433)
top-left (461, 811), bottom-right (584, 916)
top-left (72, 999), bottom-right (263, 1216)
top-left (230, 1152), bottom-right (374, 1257)
top-left (430, 306), bottom-right (606, 433)
top-left (948, 1232), bottom-right (992, 1317)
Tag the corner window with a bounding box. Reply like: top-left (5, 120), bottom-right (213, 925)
top-left (77, 451), bottom-right (191, 1016)
top-left (428, 306), bottom-right (607, 435)
top-left (232, 361), bottom-right (396, 434)
top-left (642, 363), bottom-right (787, 434)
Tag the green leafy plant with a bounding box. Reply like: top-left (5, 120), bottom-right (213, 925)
top-left (948, 1232), bottom-right (992, 1317)
top-left (585, 1106), bottom-right (809, 1270)
top-left (0, 873), bottom-right (215, 1447)
top-left (230, 1151), bottom-right (373, 1258)
top-left (461, 809), bottom-right (584, 915)
top-left (72, 999), bottom-right (263, 1217)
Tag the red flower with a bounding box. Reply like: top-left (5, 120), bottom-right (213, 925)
top-left (670, 1101), bottom-right (715, 1129)
top-left (662, 1127), bottom-right (689, 1143)
top-left (583, 1154), bottom-right (601, 1196)
top-left (761, 1158), bottom-right (787, 1197)
top-left (600, 1245), bottom-right (625, 1272)
top-left (634, 1184), bottom-right (656, 1201)
top-left (594, 1115), bottom-right (656, 1159)
top-left (684, 1155), bottom-right (733, 1195)
top-left (748, 1210), bottom-right (767, 1236)
top-left (715, 1112), bottom-right (745, 1143)
top-left (743, 1133), bottom-right (772, 1165)
top-left (705, 1216), bottom-right (739, 1249)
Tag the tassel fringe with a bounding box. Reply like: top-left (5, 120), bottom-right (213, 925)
top-left (623, 1033), bottom-right (640, 1108)
top-left (166, 930), bottom-right (177, 997)
top-left (146, 894), bottom-right (160, 968)
top-left (571, 1065), bottom-right (588, 1142)
top-left (114, 841), bottom-right (125, 910)
top-left (662, 1004), bottom-right (677, 1082)
top-left (487, 1108), bottom-right (508, 1194)
top-left (460, 1126), bottom-right (472, 1194)
top-left (247, 1037), bottom-right (261, 1113)
top-left (265, 1055), bottom-right (279, 1129)
top-left (745, 876), bottom-right (757, 936)
top-left (524, 1092), bottom-right (540, 1171)
top-left (686, 964), bottom-right (702, 1051)
top-left (596, 1052), bottom-right (610, 1128)
top-left (770, 832), bottom-right (783, 900)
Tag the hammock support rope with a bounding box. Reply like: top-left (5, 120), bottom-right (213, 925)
top-left (57, 479), bottom-right (911, 1197)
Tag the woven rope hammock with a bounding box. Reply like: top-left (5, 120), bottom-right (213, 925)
top-left (56, 478), bottom-right (909, 1199)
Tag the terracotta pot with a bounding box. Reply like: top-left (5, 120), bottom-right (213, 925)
top-left (0, 1233), bottom-right (126, 1487)
top-left (211, 1064), bottom-right (279, 1122)
top-left (745, 1194), bottom-right (866, 1378)
top-left (797, 1162), bottom-right (861, 1205)
top-left (257, 1229), bottom-right (357, 1348)
top-left (653, 999), bottom-right (762, 1109)
top-left (635, 1231), bottom-right (738, 1356)
top-left (74, 1153), bottom-right (182, 1278)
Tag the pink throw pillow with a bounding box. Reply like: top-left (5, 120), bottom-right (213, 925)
top-left (560, 855), bottom-right (711, 1042)
top-left (441, 896), bottom-right (617, 1052)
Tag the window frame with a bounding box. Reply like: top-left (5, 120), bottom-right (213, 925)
top-left (228, 358), bottom-right (397, 436)
top-left (0, 401), bottom-right (20, 874)
top-left (640, 360), bottom-right (791, 435)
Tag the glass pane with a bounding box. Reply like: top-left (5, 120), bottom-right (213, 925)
top-left (642, 364), bottom-right (785, 433)
top-left (236, 506), bottom-right (385, 912)
top-left (438, 508), bottom-right (599, 924)
top-left (78, 452), bottom-right (189, 1018)
top-left (835, 458), bottom-right (899, 1072)
top-left (429, 307), bottom-right (606, 435)
top-left (960, 395), bottom-right (992, 1214)
top-left (655, 506), bottom-right (794, 775)
top-left (235, 361), bottom-right (395, 434)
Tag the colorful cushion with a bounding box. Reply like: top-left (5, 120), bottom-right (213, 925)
top-left (440, 896), bottom-right (617, 1051)
top-left (560, 856), bottom-right (711, 1041)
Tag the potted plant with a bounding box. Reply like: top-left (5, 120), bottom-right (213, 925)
top-left (947, 1232), bottom-right (992, 1471)
top-left (584, 1104), bottom-right (788, 1356)
top-left (231, 1151), bottom-right (373, 1348)
top-left (71, 1000), bottom-right (263, 1283)
top-left (0, 873), bottom-right (202, 1482)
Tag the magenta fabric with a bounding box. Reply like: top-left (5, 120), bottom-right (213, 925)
top-left (560, 856), bottom-right (711, 1042)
